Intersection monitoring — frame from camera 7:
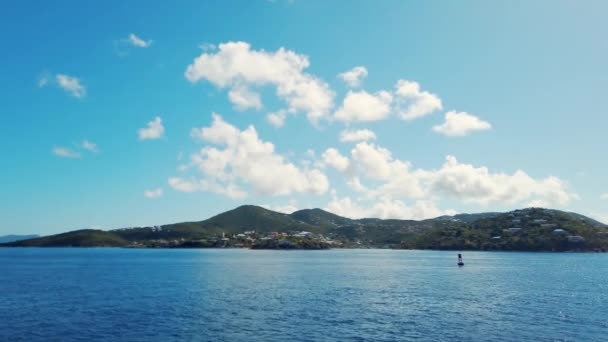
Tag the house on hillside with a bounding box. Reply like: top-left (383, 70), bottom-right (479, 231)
top-left (567, 236), bottom-right (585, 243)
top-left (504, 228), bottom-right (522, 233)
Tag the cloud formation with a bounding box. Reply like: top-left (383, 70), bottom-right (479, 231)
top-left (170, 114), bottom-right (329, 198)
top-left (322, 141), bottom-right (575, 211)
top-left (326, 196), bottom-right (456, 220)
top-left (128, 33), bottom-right (152, 48)
top-left (335, 90), bottom-right (392, 122)
top-left (340, 129), bottom-right (377, 143)
top-left (138, 117), bottom-right (165, 140)
top-left (266, 110), bottom-right (287, 128)
top-left (81, 140), bottom-right (98, 152)
top-left (333, 79), bottom-right (442, 123)
top-left (52, 147), bottom-right (81, 158)
top-left (338, 66), bottom-right (368, 88)
top-left (433, 111), bottom-right (492, 136)
top-left (393, 80), bottom-right (442, 120)
top-left (144, 188), bottom-right (163, 198)
top-left (185, 41), bottom-right (334, 124)
top-left (56, 74), bottom-right (86, 98)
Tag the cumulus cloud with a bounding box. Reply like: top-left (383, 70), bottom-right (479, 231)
top-left (433, 155), bottom-right (572, 206)
top-left (326, 196), bottom-right (456, 220)
top-left (266, 110), bottom-right (287, 128)
top-left (144, 188), bottom-right (163, 199)
top-left (172, 114), bottom-right (329, 198)
top-left (600, 193), bottom-right (608, 200)
top-left (322, 141), bottom-right (575, 210)
top-left (56, 74), bottom-right (86, 98)
top-left (340, 129), bottom-right (377, 143)
top-left (81, 140), bottom-right (98, 152)
top-left (128, 33), bottom-right (152, 48)
top-left (262, 200), bottom-right (299, 214)
top-left (228, 85), bottom-right (262, 111)
top-left (393, 80), bottom-right (442, 120)
top-left (433, 111), bottom-right (492, 137)
top-left (322, 148), bottom-right (350, 173)
top-left (138, 117), bottom-right (165, 140)
top-left (334, 90), bottom-right (392, 122)
top-left (52, 147), bottom-right (81, 158)
top-left (185, 41), bottom-right (334, 124)
top-left (338, 66), bottom-right (368, 88)
top-left (333, 79), bottom-right (442, 123)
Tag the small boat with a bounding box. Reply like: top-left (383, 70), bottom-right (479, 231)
top-left (457, 253), bottom-right (464, 266)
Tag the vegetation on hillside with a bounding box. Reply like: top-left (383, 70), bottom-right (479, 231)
top-left (3, 206), bottom-right (607, 251)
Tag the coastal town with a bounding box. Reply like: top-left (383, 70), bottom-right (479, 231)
top-left (127, 229), bottom-right (340, 249)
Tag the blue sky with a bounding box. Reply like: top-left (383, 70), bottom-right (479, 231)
top-left (1, 0), bottom-right (607, 235)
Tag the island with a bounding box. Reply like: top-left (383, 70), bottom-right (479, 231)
top-left (2, 206), bottom-right (607, 252)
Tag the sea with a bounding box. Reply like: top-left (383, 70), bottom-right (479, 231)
top-left (1, 248), bottom-right (607, 341)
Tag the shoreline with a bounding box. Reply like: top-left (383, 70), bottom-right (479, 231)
top-left (1, 246), bottom-right (606, 253)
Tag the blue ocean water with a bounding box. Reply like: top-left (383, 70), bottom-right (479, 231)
top-left (1, 249), bottom-right (607, 341)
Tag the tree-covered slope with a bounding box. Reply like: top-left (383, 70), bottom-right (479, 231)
top-left (2, 206), bottom-right (606, 250)
top-left (4, 230), bottom-right (128, 247)
top-left (199, 205), bottom-right (318, 233)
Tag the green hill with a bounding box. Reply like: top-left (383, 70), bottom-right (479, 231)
top-left (2, 206), bottom-right (606, 250)
top-left (402, 208), bottom-right (608, 251)
top-left (199, 205), bottom-right (317, 233)
top-left (0, 234), bottom-right (39, 243)
top-left (290, 208), bottom-right (354, 227)
top-left (4, 229), bottom-right (128, 247)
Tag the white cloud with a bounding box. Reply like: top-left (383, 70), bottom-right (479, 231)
top-left (198, 43), bottom-right (216, 51)
top-left (393, 80), bottom-right (442, 120)
top-left (168, 177), bottom-right (200, 193)
top-left (184, 41), bottom-right (334, 124)
top-left (326, 196), bottom-right (456, 220)
top-left (37, 72), bottom-right (50, 87)
top-left (56, 74), bottom-right (86, 98)
top-left (228, 85), bottom-right (262, 111)
top-left (81, 140), bottom-right (98, 152)
top-left (128, 33), bottom-right (152, 48)
top-left (174, 114), bottom-right (329, 198)
top-left (322, 148), bottom-right (350, 172)
top-left (138, 116), bottom-right (165, 140)
top-left (262, 199), bottom-right (299, 214)
top-left (432, 155), bottom-right (573, 206)
top-left (600, 193), bottom-right (608, 200)
top-left (52, 147), bottom-right (81, 158)
top-left (144, 188), bottom-right (163, 199)
top-left (334, 90), bottom-right (392, 122)
top-left (433, 111), bottom-right (492, 137)
top-left (338, 66), bottom-right (368, 88)
top-left (266, 110), bottom-right (287, 128)
top-left (322, 141), bottom-right (575, 211)
top-left (340, 129), bottom-right (377, 143)
top-left (350, 142), bottom-right (398, 180)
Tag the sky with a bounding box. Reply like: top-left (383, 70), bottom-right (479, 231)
top-left (1, 0), bottom-right (607, 235)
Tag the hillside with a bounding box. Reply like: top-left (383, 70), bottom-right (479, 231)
top-left (290, 208), bottom-right (354, 227)
top-left (200, 205), bottom-right (317, 233)
top-left (402, 208), bottom-right (608, 251)
top-left (0, 234), bottom-right (39, 243)
top-left (4, 230), bottom-right (128, 247)
top-left (2, 206), bottom-right (606, 251)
